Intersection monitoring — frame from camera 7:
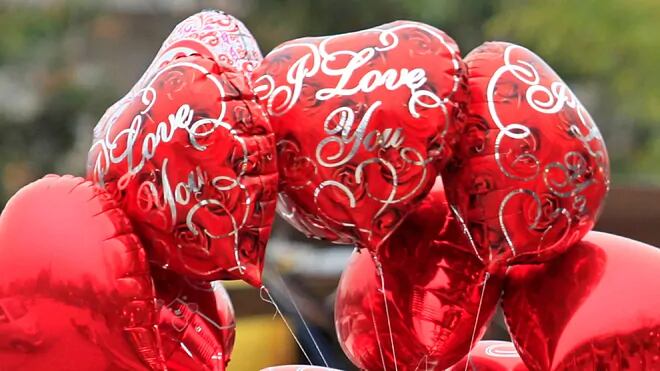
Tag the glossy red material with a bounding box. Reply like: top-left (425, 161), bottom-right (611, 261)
top-left (450, 341), bottom-right (528, 371)
top-left (442, 42), bottom-right (609, 265)
top-left (335, 179), bottom-right (503, 370)
top-left (0, 175), bottom-right (163, 370)
top-left (503, 231), bottom-right (660, 370)
top-left (253, 21), bottom-right (468, 250)
top-left (88, 52), bottom-right (277, 287)
top-left (153, 268), bottom-right (236, 371)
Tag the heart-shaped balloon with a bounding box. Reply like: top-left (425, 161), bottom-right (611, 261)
top-left (0, 175), bottom-right (163, 370)
top-left (88, 52), bottom-right (277, 287)
top-left (88, 11), bottom-right (276, 287)
top-left (449, 341), bottom-right (528, 371)
top-left (335, 178), bottom-right (503, 370)
top-left (153, 267), bottom-right (235, 371)
top-left (442, 42), bottom-right (610, 265)
top-left (503, 232), bottom-right (660, 370)
top-left (253, 20), bottom-right (468, 250)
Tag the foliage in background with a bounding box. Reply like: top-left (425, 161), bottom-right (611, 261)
top-left (0, 0), bottom-right (659, 204)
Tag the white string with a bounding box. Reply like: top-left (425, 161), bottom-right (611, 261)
top-left (260, 285), bottom-right (313, 365)
top-left (274, 274), bottom-right (330, 367)
top-left (464, 272), bottom-right (491, 371)
top-left (369, 298), bottom-right (388, 371)
top-left (375, 255), bottom-right (399, 371)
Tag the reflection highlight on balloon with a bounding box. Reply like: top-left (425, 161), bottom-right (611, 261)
top-left (503, 231), bottom-right (660, 370)
top-left (0, 175), bottom-right (162, 370)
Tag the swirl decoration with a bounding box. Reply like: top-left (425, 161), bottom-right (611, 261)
top-left (253, 20), bottom-right (467, 249)
top-left (88, 52), bottom-right (277, 287)
top-left (444, 42), bottom-right (609, 264)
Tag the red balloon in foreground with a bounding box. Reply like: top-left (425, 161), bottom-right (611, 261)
top-left (88, 52), bottom-right (277, 287)
top-left (0, 175), bottom-right (163, 370)
top-left (335, 179), bottom-right (503, 370)
top-left (153, 268), bottom-right (236, 371)
top-left (442, 41), bottom-right (609, 265)
top-left (254, 21), bottom-right (468, 250)
top-left (450, 341), bottom-right (528, 370)
top-left (503, 231), bottom-right (660, 370)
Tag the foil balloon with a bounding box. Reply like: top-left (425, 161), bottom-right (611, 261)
top-left (88, 52), bottom-right (277, 287)
top-left (335, 178), bottom-right (503, 370)
top-left (503, 231), bottom-right (660, 370)
top-left (253, 21), bottom-right (468, 249)
top-left (442, 41), bottom-right (609, 265)
top-left (0, 175), bottom-right (163, 370)
top-left (450, 341), bottom-right (528, 371)
top-left (153, 268), bottom-right (236, 371)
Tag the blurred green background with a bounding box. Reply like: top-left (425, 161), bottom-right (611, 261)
top-left (1, 0), bottom-right (660, 203)
top-left (1, 0), bottom-right (659, 369)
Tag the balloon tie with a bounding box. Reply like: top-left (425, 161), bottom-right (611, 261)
top-left (375, 254), bottom-right (399, 371)
top-left (274, 274), bottom-right (329, 367)
top-left (259, 285), bottom-right (314, 365)
top-left (464, 272), bottom-right (490, 371)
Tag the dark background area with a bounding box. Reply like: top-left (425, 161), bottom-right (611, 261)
top-left (1, 0), bottom-right (659, 369)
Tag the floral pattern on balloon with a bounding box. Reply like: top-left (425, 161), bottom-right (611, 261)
top-left (253, 21), bottom-right (468, 249)
top-left (443, 41), bottom-right (610, 264)
top-left (87, 54), bottom-right (277, 287)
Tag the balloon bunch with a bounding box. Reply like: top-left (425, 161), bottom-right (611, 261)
top-left (251, 16), bottom-right (658, 371)
top-left (0, 8), bottom-right (658, 371)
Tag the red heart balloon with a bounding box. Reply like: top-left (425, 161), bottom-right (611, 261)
top-left (503, 232), bottom-right (660, 370)
top-left (334, 178), bottom-right (503, 370)
top-left (88, 52), bottom-right (277, 287)
top-left (0, 175), bottom-right (164, 370)
top-left (253, 21), bottom-right (468, 250)
top-left (443, 42), bottom-right (609, 265)
top-left (449, 341), bottom-right (528, 371)
top-left (153, 268), bottom-right (235, 371)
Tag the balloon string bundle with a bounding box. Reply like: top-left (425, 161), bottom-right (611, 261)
top-left (274, 273), bottom-right (329, 367)
top-left (374, 254), bottom-right (399, 371)
top-left (464, 272), bottom-right (491, 371)
top-left (259, 282), bottom-right (329, 367)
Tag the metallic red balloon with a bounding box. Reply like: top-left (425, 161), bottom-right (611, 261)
top-left (450, 341), bottom-right (528, 371)
top-left (88, 52), bottom-right (277, 287)
top-left (153, 268), bottom-right (236, 371)
top-left (335, 179), bottom-right (503, 370)
top-left (503, 231), bottom-right (660, 370)
top-left (442, 42), bottom-right (610, 265)
top-left (253, 21), bottom-right (468, 250)
top-left (0, 175), bottom-right (163, 370)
